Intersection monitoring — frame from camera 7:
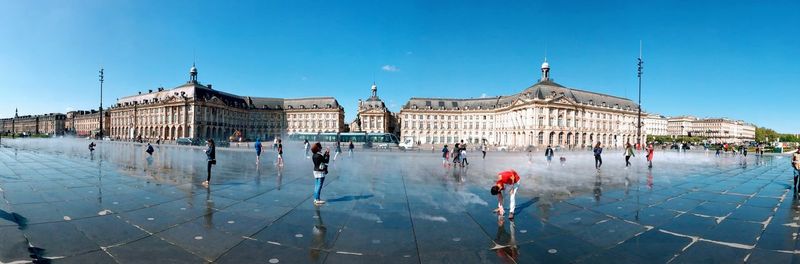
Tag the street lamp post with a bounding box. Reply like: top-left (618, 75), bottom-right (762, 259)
top-left (637, 42), bottom-right (644, 148)
top-left (99, 68), bottom-right (104, 139)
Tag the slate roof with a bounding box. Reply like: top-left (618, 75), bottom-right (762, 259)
top-left (402, 80), bottom-right (638, 111)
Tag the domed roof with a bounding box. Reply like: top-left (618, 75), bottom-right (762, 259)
top-left (541, 61), bottom-right (549, 69)
top-left (190, 65), bottom-right (197, 73)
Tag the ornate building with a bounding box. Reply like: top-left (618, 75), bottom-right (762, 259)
top-left (667, 116), bottom-right (697, 137)
top-left (643, 114), bottom-right (668, 136)
top-left (399, 60), bottom-right (644, 148)
top-left (689, 118), bottom-right (755, 143)
top-left (352, 83), bottom-right (397, 134)
top-left (66, 110), bottom-right (110, 137)
top-left (108, 65), bottom-right (345, 141)
top-left (0, 109), bottom-right (65, 135)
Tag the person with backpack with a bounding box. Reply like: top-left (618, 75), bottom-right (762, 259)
top-left (145, 143), bottom-right (154, 156)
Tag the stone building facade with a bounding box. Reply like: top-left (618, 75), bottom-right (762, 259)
top-left (352, 83), bottom-right (397, 134)
top-left (66, 110), bottom-right (110, 137)
top-left (0, 109), bottom-right (65, 135)
top-left (643, 114), bottom-right (669, 136)
top-left (689, 118), bottom-right (755, 143)
top-left (667, 116), bottom-right (697, 137)
top-left (108, 65), bottom-right (345, 141)
top-left (399, 60), bottom-right (644, 148)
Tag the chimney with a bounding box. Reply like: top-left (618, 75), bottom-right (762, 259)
top-left (207, 84), bottom-right (213, 90)
top-left (148, 89), bottom-right (153, 93)
top-left (138, 91), bottom-right (142, 95)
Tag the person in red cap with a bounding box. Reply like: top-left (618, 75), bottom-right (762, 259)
top-left (491, 170), bottom-right (520, 219)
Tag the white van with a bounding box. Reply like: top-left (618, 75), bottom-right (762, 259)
top-left (399, 138), bottom-right (415, 150)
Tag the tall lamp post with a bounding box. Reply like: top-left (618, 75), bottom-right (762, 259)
top-left (99, 68), bottom-right (104, 139)
top-left (637, 42), bottom-right (644, 148)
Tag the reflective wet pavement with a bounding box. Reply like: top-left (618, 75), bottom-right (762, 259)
top-left (0, 138), bottom-right (798, 263)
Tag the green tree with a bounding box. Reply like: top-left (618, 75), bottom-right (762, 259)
top-left (755, 127), bottom-right (779, 142)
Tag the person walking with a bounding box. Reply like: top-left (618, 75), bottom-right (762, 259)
top-left (593, 142), bottom-right (603, 169)
top-left (348, 141), bottom-right (354, 157)
top-left (304, 139), bottom-right (310, 158)
top-left (481, 143), bottom-right (487, 159)
top-left (442, 145), bottom-right (450, 167)
top-left (544, 145), bottom-right (554, 166)
top-left (792, 147), bottom-right (800, 192)
top-left (452, 143), bottom-right (461, 165)
top-left (491, 169), bottom-right (520, 220)
top-left (146, 143), bottom-right (154, 156)
top-left (646, 144), bottom-right (654, 168)
top-left (255, 138), bottom-right (263, 164)
top-left (624, 143), bottom-right (635, 168)
top-left (88, 142), bottom-right (96, 153)
top-left (460, 144), bottom-right (469, 167)
top-left (202, 139), bottom-right (216, 187)
top-left (277, 139), bottom-right (284, 167)
top-left (311, 142), bottom-right (330, 205)
top-left (333, 141), bottom-right (342, 161)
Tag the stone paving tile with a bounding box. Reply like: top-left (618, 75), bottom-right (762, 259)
top-left (1, 140), bottom-right (799, 263)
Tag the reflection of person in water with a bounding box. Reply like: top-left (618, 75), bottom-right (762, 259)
top-left (492, 215), bottom-right (519, 261)
top-left (276, 165), bottom-right (283, 190)
top-left (204, 188), bottom-right (214, 228)
top-left (593, 172), bottom-right (602, 202)
top-left (310, 207), bottom-right (327, 261)
top-left (647, 169), bottom-right (654, 189)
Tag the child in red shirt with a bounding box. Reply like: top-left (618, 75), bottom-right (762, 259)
top-left (491, 170), bottom-right (520, 219)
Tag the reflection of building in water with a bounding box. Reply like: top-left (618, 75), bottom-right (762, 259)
top-left (108, 64), bottom-right (345, 141)
top-left (399, 59), bottom-right (644, 148)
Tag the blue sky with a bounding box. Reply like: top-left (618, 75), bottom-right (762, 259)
top-left (0, 0), bottom-right (798, 133)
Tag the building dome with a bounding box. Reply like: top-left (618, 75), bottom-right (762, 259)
top-left (541, 61), bottom-right (549, 69)
top-left (190, 65), bottom-right (197, 74)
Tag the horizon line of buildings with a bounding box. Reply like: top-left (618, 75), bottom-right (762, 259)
top-left (0, 60), bottom-right (756, 145)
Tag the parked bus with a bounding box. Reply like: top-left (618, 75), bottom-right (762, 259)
top-left (288, 132), bottom-right (400, 148)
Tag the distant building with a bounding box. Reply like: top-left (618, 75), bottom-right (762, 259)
top-left (108, 64), bottom-right (345, 141)
top-left (0, 109), bottom-right (65, 135)
top-left (690, 118), bottom-right (755, 143)
top-left (643, 114), bottom-right (668, 136)
top-left (398, 59), bottom-right (644, 148)
top-left (352, 83), bottom-right (397, 134)
top-left (667, 116), bottom-right (697, 137)
top-left (66, 110), bottom-right (110, 137)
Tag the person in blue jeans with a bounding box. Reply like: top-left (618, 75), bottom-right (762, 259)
top-left (311, 142), bottom-right (330, 205)
top-left (545, 145), bottom-right (554, 166)
top-left (593, 142), bottom-right (603, 169)
top-left (255, 138), bottom-right (263, 164)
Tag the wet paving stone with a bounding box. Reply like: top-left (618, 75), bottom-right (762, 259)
top-left (672, 240), bottom-right (749, 263)
top-left (1, 140), bottom-right (800, 263)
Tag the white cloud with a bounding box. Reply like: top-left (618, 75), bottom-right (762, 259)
top-left (480, 93), bottom-right (489, 98)
top-left (66, 107), bottom-right (75, 112)
top-left (381, 65), bottom-right (399, 72)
